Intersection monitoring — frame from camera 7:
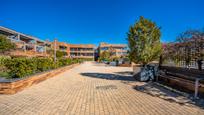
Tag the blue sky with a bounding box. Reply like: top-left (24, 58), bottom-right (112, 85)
top-left (1, 0), bottom-right (204, 45)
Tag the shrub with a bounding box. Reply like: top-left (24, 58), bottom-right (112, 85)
top-left (0, 56), bottom-right (10, 78)
top-left (36, 58), bottom-right (55, 72)
top-left (3, 57), bottom-right (83, 78)
top-left (56, 51), bottom-right (67, 58)
top-left (0, 34), bottom-right (16, 53)
top-left (0, 56), bottom-right (10, 67)
top-left (58, 58), bottom-right (72, 67)
top-left (4, 58), bottom-right (37, 78)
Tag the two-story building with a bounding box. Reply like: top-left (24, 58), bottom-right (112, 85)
top-left (69, 44), bottom-right (95, 60)
top-left (98, 42), bottom-right (128, 58)
top-left (52, 41), bottom-right (95, 60)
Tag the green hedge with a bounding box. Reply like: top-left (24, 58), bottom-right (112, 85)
top-left (2, 57), bottom-right (83, 78)
top-left (0, 56), bottom-right (10, 78)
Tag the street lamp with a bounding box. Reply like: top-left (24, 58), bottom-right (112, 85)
top-left (54, 38), bottom-right (57, 63)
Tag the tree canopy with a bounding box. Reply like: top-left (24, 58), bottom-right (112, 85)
top-left (56, 51), bottom-right (67, 58)
top-left (162, 29), bottom-right (204, 68)
top-left (99, 51), bottom-right (111, 61)
top-left (127, 16), bottom-right (162, 65)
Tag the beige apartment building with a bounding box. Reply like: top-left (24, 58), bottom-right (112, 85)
top-left (98, 42), bottom-right (128, 58)
top-left (69, 44), bottom-right (95, 59)
top-left (0, 26), bottom-right (95, 60)
top-left (50, 41), bottom-right (69, 57)
top-left (51, 41), bottom-right (95, 60)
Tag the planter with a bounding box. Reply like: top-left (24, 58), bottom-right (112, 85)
top-left (132, 64), bottom-right (142, 80)
top-left (0, 63), bottom-right (79, 94)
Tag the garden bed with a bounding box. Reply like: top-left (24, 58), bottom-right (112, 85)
top-left (0, 63), bottom-right (79, 94)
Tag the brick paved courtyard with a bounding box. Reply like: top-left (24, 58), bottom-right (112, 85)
top-left (0, 62), bottom-right (204, 115)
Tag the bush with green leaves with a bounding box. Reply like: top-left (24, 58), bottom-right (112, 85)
top-left (35, 58), bottom-right (55, 72)
top-left (0, 34), bottom-right (16, 53)
top-left (3, 57), bottom-right (83, 78)
top-left (0, 56), bottom-right (11, 78)
top-left (4, 58), bottom-right (37, 78)
top-left (0, 56), bottom-right (10, 66)
top-left (58, 58), bottom-right (72, 67)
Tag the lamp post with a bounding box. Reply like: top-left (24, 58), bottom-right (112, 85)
top-left (54, 38), bottom-right (57, 64)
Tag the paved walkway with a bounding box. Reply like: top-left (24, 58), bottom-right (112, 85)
top-left (0, 62), bottom-right (204, 115)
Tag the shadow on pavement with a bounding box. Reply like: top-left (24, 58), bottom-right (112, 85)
top-left (114, 71), bottom-right (133, 76)
top-left (134, 82), bottom-right (204, 109)
top-left (80, 72), bottom-right (135, 81)
top-left (81, 70), bottom-right (204, 109)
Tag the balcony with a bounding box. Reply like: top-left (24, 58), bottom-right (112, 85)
top-left (71, 55), bottom-right (94, 59)
top-left (70, 50), bottom-right (94, 53)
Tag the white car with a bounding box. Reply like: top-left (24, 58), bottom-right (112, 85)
top-left (110, 61), bottom-right (117, 66)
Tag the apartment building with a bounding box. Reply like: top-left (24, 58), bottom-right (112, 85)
top-left (1, 26), bottom-right (125, 61)
top-left (69, 44), bottom-right (95, 60)
top-left (0, 26), bottom-right (95, 60)
top-left (0, 26), bottom-right (49, 57)
top-left (51, 41), bottom-right (95, 60)
top-left (98, 42), bottom-right (128, 57)
top-left (50, 41), bottom-right (69, 57)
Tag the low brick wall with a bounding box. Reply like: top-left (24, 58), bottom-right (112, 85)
top-left (0, 63), bottom-right (79, 94)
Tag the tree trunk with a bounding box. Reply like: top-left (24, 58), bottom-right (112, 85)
top-left (158, 55), bottom-right (162, 69)
top-left (197, 59), bottom-right (202, 71)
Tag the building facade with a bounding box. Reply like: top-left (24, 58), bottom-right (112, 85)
top-left (0, 26), bottom-right (95, 60)
top-left (98, 42), bottom-right (128, 58)
top-left (69, 44), bottom-right (95, 60)
top-left (50, 41), bottom-right (69, 57)
top-left (0, 26), bottom-right (49, 57)
top-left (0, 26), bottom-right (128, 61)
top-left (51, 41), bottom-right (95, 60)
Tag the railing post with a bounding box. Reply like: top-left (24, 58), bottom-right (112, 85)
top-left (17, 33), bottom-right (20, 41)
top-left (194, 78), bottom-right (199, 99)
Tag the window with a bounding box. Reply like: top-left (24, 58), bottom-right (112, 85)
top-left (101, 47), bottom-right (108, 51)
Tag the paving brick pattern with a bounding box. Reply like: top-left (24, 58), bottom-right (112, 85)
top-left (0, 62), bottom-right (204, 115)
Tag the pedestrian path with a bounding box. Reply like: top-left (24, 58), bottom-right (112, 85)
top-left (0, 62), bottom-right (203, 115)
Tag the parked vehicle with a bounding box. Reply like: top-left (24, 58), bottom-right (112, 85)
top-left (110, 61), bottom-right (117, 66)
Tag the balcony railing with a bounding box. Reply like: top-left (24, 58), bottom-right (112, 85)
top-left (70, 50), bottom-right (94, 53)
top-left (70, 55), bottom-right (94, 58)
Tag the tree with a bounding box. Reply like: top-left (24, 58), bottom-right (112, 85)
top-left (99, 51), bottom-right (111, 62)
top-left (176, 29), bottom-right (204, 70)
top-left (56, 51), bottom-right (67, 58)
top-left (127, 16), bottom-right (162, 66)
top-left (0, 35), bottom-right (16, 53)
top-left (47, 49), bottom-right (67, 58)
